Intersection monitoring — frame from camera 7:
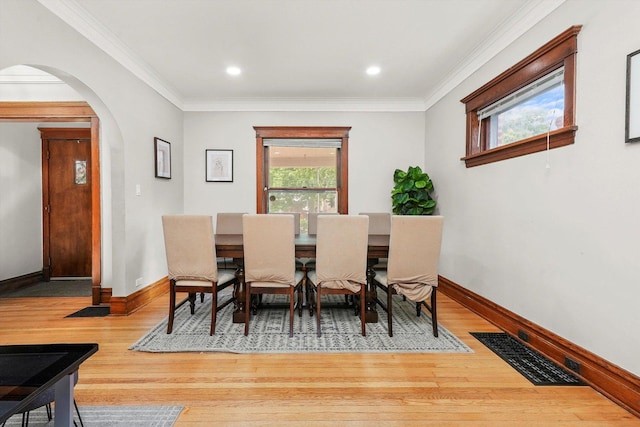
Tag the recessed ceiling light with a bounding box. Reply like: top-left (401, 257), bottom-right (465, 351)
top-left (226, 66), bottom-right (242, 76)
top-left (366, 66), bottom-right (381, 76)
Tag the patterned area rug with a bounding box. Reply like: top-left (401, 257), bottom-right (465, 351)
top-left (2, 405), bottom-right (183, 426)
top-left (131, 292), bottom-right (472, 354)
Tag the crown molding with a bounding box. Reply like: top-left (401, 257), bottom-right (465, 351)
top-left (423, 0), bottom-right (566, 111)
top-left (0, 75), bottom-right (63, 84)
top-left (38, 0), bottom-right (565, 113)
top-left (37, 0), bottom-right (184, 109)
top-left (183, 97), bottom-right (427, 112)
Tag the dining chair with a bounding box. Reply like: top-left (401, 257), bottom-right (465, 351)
top-left (373, 215), bottom-right (443, 337)
top-left (360, 212), bottom-right (391, 270)
top-left (303, 211), bottom-right (338, 271)
top-left (307, 211), bottom-right (338, 235)
top-left (215, 212), bottom-right (246, 234)
top-left (272, 212), bottom-right (307, 272)
top-left (307, 215), bottom-right (369, 337)
top-left (215, 212), bottom-right (246, 270)
top-left (242, 214), bottom-right (305, 337)
top-left (360, 212), bottom-right (391, 235)
top-left (270, 212), bottom-right (301, 235)
top-left (162, 215), bottom-right (237, 335)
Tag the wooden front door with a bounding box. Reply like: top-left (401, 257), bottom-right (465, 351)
top-left (41, 128), bottom-right (92, 279)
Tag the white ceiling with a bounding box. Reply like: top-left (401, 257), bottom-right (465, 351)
top-left (36, 0), bottom-right (566, 111)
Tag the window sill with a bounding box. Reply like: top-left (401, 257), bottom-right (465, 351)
top-left (461, 126), bottom-right (578, 168)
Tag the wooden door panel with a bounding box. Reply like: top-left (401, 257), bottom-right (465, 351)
top-left (43, 129), bottom-right (92, 278)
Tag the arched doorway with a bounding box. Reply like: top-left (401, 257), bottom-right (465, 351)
top-left (0, 101), bottom-right (103, 304)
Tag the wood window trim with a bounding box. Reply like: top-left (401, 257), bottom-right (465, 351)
top-left (254, 126), bottom-right (350, 214)
top-left (460, 25), bottom-right (581, 168)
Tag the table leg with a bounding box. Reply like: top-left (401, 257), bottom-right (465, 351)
top-left (54, 373), bottom-right (74, 427)
top-left (232, 263), bottom-right (246, 323)
top-left (365, 262), bottom-right (379, 323)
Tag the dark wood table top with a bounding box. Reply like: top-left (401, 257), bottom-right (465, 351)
top-left (215, 233), bottom-right (389, 259)
top-left (0, 343), bottom-right (98, 423)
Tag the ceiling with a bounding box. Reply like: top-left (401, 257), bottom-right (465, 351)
top-left (36, 0), bottom-right (565, 111)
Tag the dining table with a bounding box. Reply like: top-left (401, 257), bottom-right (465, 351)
top-left (215, 233), bottom-right (390, 324)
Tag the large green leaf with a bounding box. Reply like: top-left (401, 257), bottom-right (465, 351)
top-left (401, 180), bottom-right (414, 192)
top-left (393, 169), bottom-right (407, 183)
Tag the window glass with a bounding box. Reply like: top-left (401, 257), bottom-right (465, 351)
top-left (267, 146), bottom-right (338, 233)
top-left (488, 76), bottom-right (564, 148)
top-left (267, 191), bottom-right (337, 215)
top-left (268, 146), bottom-right (337, 187)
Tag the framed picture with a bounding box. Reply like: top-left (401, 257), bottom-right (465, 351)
top-left (626, 49), bottom-right (640, 143)
top-left (154, 137), bottom-right (171, 179)
top-left (75, 160), bottom-right (87, 185)
top-left (206, 149), bottom-right (233, 182)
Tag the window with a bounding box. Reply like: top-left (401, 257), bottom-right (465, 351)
top-left (461, 26), bottom-right (581, 167)
top-left (481, 67), bottom-right (565, 149)
top-left (255, 126), bottom-right (350, 233)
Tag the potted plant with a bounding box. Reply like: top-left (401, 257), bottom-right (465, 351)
top-left (391, 166), bottom-right (436, 215)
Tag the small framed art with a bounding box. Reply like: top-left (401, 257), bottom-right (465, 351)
top-left (154, 137), bottom-right (171, 179)
top-left (626, 49), bottom-right (640, 143)
top-left (206, 149), bottom-right (233, 182)
top-left (75, 160), bottom-right (87, 184)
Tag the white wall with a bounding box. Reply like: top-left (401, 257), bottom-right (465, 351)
top-left (184, 112), bottom-right (425, 217)
top-left (1, 0), bottom-right (184, 296)
top-left (4, 0), bottom-right (636, 380)
top-left (0, 124), bottom-right (43, 281)
top-left (425, 0), bottom-right (640, 376)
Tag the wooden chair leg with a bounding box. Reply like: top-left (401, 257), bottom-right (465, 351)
top-left (289, 287), bottom-right (294, 337)
top-left (167, 281), bottom-right (176, 334)
top-left (387, 287), bottom-right (393, 337)
top-left (188, 292), bottom-right (197, 315)
top-left (360, 287), bottom-right (366, 336)
top-left (353, 295), bottom-right (358, 316)
top-left (431, 288), bottom-right (438, 337)
top-left (244, 284), bottom-right (251, 336)
top-left (316, 286), bottom-right (322, 337)
top-left (210, 285), bottom-right (217, 336)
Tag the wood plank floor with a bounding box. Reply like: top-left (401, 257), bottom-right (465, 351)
top-left (0, 293), bottom-right (638, 426)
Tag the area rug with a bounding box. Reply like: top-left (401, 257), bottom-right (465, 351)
top-left (130, 292), bottom-right (472, 354)
top-left (471, 332), bottom-right (585, 386)
top-left (0, 280), bottom-right (92, 298)
top-left (66, 306), bottom-right (111, 317)
top-left (2, 405), bottom-right (183, 426)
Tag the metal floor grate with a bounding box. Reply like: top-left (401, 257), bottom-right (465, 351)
top-left (470, 332), bottom-right (586, 386)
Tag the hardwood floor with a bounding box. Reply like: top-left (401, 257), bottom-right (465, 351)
top-left (1, 293), bottom-right (638, 426)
